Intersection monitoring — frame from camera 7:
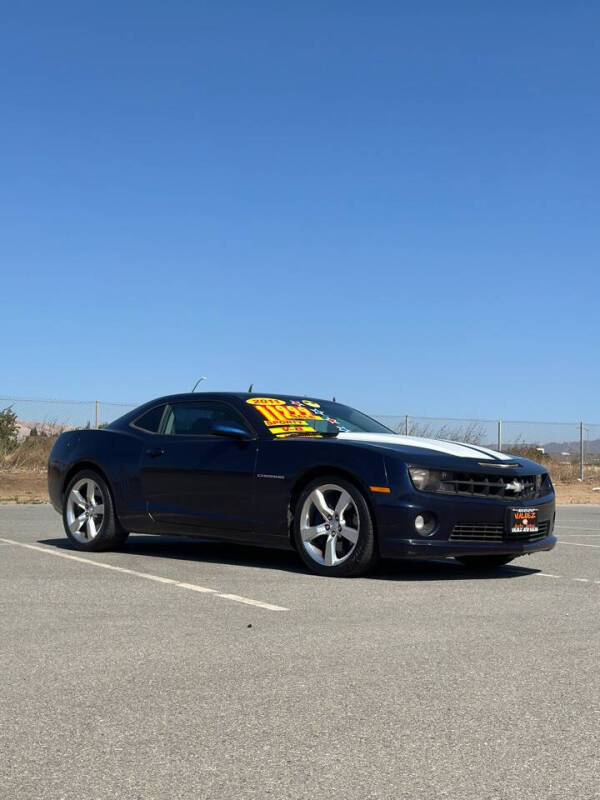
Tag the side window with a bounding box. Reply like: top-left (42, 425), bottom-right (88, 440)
top-left (133, 405), bottom-right (166, 433)
top-left (161, 402), bottom-right (251, 436)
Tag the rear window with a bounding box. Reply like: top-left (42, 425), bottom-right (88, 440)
top-left (133, 405), bottom-right (165, 433)
top-left (161, 401), bottom-right (250, 436)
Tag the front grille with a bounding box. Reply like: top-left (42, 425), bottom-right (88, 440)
top-left (434, 472), bottom-right (549, 500)
top-left (451, 523), bottom-right (504, 541)
top-left (451, 520), bottom-right (550, 542)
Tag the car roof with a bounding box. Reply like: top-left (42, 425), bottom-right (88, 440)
top-left (138, 391), bottom-right (335, 405)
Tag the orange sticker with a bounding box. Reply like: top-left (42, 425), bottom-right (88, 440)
top-left (269, 425), bottom-right (316, 435)
top-left (246, 397), bottom-right (286, 406)
top-left (255, 404), bottom-right (321, 425)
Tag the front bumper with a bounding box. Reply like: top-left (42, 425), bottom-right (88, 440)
top-left (375, 491), bottom-right (556, 560)
top-left (382, 532), bottom-right (557, 559)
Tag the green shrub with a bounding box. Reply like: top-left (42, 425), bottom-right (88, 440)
top-left (0, 406), bottom-right (19, 455)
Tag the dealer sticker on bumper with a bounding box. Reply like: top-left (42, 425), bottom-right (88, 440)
top-left (510, 508), bottom-right (539, 534)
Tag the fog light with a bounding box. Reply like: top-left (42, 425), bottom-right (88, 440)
top-left (414, 512), bottom-right (436, 537)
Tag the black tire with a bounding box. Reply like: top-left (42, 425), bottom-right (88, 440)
top-left (62, 469), bottom-right (129, 552)
top-left (456, 554), bottom-right (515, 570)
top-left (292, 475), bottom-right (378, 577)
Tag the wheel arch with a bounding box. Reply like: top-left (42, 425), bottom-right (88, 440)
top-left (62, 460), bottom-right (128, 532)
top-left (62, 461), bottom-right (116, 506)
top-left (287, 466), bottom-right (379, 548)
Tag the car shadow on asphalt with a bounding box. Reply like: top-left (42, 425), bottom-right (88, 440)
top-left (39, 536), bottom-right (307, 575)
top-left (372, 559), bottom-right (539, 581)
top-left (38, 535), bottom-right (540, 581)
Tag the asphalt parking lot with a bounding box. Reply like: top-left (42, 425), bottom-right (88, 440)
top-left (1, 505), bottom-right (599, 800)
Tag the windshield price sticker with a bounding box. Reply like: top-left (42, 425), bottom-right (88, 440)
top-left (246, 397), bottom-right (325, 437)
top-left (269, 425), bottom-right (317, 435)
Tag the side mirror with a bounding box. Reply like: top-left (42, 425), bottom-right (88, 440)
top-left (210, 422), bottom-right (253, 440)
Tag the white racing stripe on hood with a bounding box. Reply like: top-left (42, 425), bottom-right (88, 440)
top-left (336, 432), bottom-right (513, 461)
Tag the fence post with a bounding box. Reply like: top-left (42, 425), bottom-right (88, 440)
top-left (497, 420), bottom-right (502, 452)
top-left (580, 421), bottom-right (584, 481)
top-left (95, 400), bottom-right (99, 430)
top-left (404, 414), bottom-right (409, 436)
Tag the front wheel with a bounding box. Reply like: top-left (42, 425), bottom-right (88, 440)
top-left (456, 555), bottom-right (515, 570)
top-left (293, 476), bottom-right (378, 577)
top-left (63, 470), bottom-right (129, 551)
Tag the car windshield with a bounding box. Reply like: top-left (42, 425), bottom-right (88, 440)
top-left (245, 396), bottom-right (393, 438)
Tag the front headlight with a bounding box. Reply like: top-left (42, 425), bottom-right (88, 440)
top-left (408, 466), bottom-right (442, 492)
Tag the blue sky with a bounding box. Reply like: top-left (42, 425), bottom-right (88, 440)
top-left (1, 1), bottom-right (599, 420)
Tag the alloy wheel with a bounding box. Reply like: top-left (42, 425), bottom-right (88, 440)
top-left (299, 483), bottom-right (360, 567)
top-left (66, 478), bottom-right (105, 543)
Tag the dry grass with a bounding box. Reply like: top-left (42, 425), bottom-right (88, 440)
top-left (0, 435), bottom-right (57, 502)
top-left (2, 434), bottom-right (58, 470)
top-left (403, 421), bottom-right (488, 444)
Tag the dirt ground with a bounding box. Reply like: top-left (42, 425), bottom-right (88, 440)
top-left (1, 469), bottom-right (599, 505)
top-left (553, 481), bottom-right (600, 504)
top-left (0, 471), bottom-right (49, 503)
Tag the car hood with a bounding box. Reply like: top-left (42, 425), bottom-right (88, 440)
top-left (336, 432), bottom-right (514, 462)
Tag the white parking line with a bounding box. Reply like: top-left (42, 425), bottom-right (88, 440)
top-left (215, 593), bottom-right (291, 611)
top-left (512, 566), bottom-right (600, 585)
top-left (0, 537), bottom-right (289, 612)
top-left (535, 573), bottom-right (600, 585)
top-left (558, 541), bottom-right (600, 549)
top-left (555, 527), bottom-right (600, 532)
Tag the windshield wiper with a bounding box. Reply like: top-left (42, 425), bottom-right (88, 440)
top-left (285, 430), bottom-right (339, 438)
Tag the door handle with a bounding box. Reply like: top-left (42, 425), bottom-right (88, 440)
top-left (146, 447), bottom-right (165, 458)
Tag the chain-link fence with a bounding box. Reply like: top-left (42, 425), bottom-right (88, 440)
top-left (0, 397), bottom-right (137, 435)
top-left (1, 396), bottom-right (599, 476)
top-left (375, 414), bottom-right (600, 475)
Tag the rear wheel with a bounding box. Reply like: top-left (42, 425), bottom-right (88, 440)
top-left (63, 470), bottom-right (129, 551)
top-left (293, 476), bottom-right (378, 577)
top-left (456, 554), bottom-right (515, 570)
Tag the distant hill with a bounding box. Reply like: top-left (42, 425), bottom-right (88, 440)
top-left (16, 419), bottom-right (71, 442)
top-left (543, 439), bottom-right (600, 455)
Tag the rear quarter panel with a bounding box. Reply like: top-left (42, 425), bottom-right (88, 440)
top-left (48, 429), bottom-right (145, 526)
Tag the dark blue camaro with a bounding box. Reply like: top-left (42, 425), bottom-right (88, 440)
top-left (48, 392), bottom-right (556, 576)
